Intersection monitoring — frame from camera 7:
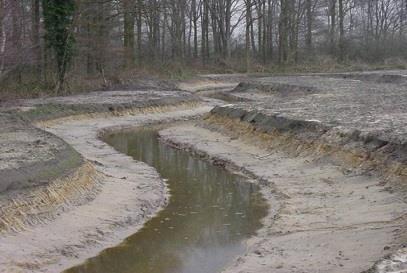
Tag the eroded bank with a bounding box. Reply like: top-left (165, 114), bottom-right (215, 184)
top-left (1, 72), bottom-right (407, 273)
top-left (0, 92), bottom-right (210, 273)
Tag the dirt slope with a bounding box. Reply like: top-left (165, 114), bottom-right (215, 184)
top-left (160, 123), bottom-right (406, 273)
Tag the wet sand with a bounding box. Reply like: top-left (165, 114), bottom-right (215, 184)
top-left (0, 104), bottom-right (211, 273)
top-left (160, 123), bottom-right (406, 273)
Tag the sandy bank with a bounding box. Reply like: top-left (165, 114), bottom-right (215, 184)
top-left (0, 103), bottom-right (211, 273)
top-left (159, 121), bottom-right (407, 273)
top-left (2, 72), bottom-right (407, 273)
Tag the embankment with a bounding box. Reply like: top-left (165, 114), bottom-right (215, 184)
top-left (159, 106), bottom-right (407, 272)
top-left (209, 104), bottom-right (407, 188)
top-left (159, 74), bottom-right (407, 273)
top-left (0, 89), bottom-right (210, 273)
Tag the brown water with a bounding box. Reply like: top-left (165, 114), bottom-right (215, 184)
top-left (64, 128), bottom-right (268, 273)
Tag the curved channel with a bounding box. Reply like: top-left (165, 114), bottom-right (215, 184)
top-left (64, 127), bottom-right (268, 273)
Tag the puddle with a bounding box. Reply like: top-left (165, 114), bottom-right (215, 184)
top-left (64, 127), bottom-right (268, 273)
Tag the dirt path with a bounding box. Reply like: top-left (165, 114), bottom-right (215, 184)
top-left (159, 124), bottom-right (407, 273)
top-left (0, 104), bottom-right (211, 273)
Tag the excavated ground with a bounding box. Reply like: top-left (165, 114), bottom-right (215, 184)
top-left (160, 122), bottom-right (406, 273)
top-left (0, 89), bottom-right (197, 190)
top-left (0, 89), bottom-right (209, 273)
top-left (170, 71), bottom-right (407, 273)
top-left (221, 73), bottom-right (407, 142)
top-left (1, 71), bottom-right (407, 273)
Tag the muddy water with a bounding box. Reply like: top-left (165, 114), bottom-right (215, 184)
top-left (65, 128), bottom-right (268, 273)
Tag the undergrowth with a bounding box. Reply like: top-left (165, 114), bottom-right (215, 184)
top-left (1, 58), bottom-right (406, 101)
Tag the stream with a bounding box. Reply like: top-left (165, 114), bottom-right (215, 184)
top-left (64, 127), bottom-right (268, 273)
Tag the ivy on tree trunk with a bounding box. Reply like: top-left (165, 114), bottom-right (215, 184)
top-left (42, 0), bottom-right (75, 93)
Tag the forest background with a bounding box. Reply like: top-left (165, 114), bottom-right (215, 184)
top-left (1, 0), bottom-right (406, 98)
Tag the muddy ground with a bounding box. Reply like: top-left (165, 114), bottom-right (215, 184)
top-left (0, 71), bottom-right (406, 273)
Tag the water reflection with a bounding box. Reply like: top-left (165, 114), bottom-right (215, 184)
top-left (65, 128), bottom-right (268, 273)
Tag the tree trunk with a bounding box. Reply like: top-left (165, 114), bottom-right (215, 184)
top-left (267, 0), bottom-right (274, 62)
top-left (161, 0), bottom-right (166, 61)
top-left (278, 0), bottom-right (288, 64)
top-left (329, 0), bottom-right (336, 55)
top-left (338, 0), bottom-right (345, 61)
top-left (31, 0), bottom-right (41, 78)
top-left (245, 0), bottom-right (251, 71)
top-left (305, 0), bottom-right (312, 53)
top-left (123, 0), bottom-right (135, 68)
top-left (192, 0), bottom-right (198, 58)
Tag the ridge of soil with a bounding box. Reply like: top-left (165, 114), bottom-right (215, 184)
top-left (1, 72), bottom-right (407, 273)
top-left (0, 102), bottom-right (211, 273)
top-left (159, 121), bottom-right (407, 273)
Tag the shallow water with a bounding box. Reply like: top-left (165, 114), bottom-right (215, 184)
top-left (64, 128), bottom-right (268, 273)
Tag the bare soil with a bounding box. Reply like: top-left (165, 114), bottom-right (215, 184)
top-left (1, 71), bottom-right (407, 273)
top-left (0, 103), bottom-right (211, 273)
top-left (160, 123), bottom-right (406, 273)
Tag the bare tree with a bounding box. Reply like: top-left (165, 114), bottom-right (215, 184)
top-left (1, 0), bottom-right (407, 94)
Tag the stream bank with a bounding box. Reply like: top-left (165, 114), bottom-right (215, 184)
top-left (65, 128), bottom-right (267, 273)
top-left (1, 72), bottom-right (407, 273)
top-left (0, 91), bottom-right (209, 273)
top-left (159, 120), bottom-right (407, 273)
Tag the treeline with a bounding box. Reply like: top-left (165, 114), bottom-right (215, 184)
top-left (1, 0), bottom-right (406, 93)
